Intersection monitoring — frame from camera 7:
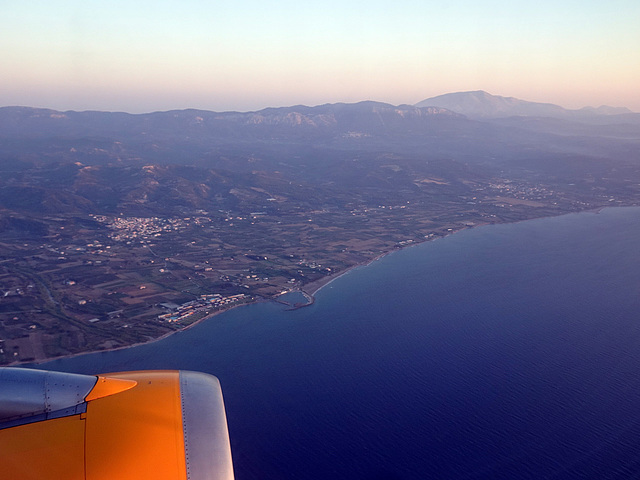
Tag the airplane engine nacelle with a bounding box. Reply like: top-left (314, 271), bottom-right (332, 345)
top-left (0, 368), bottom-right (234, 480)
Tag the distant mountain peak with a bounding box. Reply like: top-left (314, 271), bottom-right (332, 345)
top-left (415, 91), bottom-right (566, 119)
top-left (415, 91), bottom-right (634, 119)
top-left (578, 105), bottom-right (633, 116)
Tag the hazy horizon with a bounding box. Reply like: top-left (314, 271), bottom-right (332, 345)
top-left (2, 89), bottom-right (638, 116)
top-left (2, 1), bottom-right (639, 114)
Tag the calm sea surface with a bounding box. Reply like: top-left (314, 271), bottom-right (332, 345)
top-left (43, 207), bottom-right (640, 479)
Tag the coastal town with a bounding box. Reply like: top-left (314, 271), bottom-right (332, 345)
top-left (157, 293), bottom-right (250, 323)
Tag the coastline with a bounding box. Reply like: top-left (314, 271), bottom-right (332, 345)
top-left (23, 300), bottom-right (258, 367)
top-left (17, 222), bottom-right (534, 365)
top-left (303, 250), bottom-right (392, 298)
top-left (19, 205), bottom-right (623, 368)
top-left (24, 246), bottom-right (416, 366)
top-left (300, 205), bottom-right (616, 299)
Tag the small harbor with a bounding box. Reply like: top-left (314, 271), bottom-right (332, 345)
top-left (274, 290), bottom-right (315, 310)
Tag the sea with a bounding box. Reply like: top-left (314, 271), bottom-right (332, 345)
top-left (41, 206), bottom-right (640, 479)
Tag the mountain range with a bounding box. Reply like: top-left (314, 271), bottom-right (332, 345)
top-left (2, 91), bottom-right (637, 141)
top-left (1, 91), bottom-right (639, 219)
top-left (1, 92), bottom-right (639, 173)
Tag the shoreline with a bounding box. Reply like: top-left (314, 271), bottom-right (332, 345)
top-left (23, 245), bottom-right (430, 366)
top-left (302, 250), bottom-right (393, 298)
top-left (279, 205), bottom-right (618, 301)
top-left (18, 205), bottom-right (625, 368)
top-left (21, 300), bottom-right (260, 367)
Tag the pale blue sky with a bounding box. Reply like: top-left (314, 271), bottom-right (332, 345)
top-left (1, 0), bottom-right (639, 112)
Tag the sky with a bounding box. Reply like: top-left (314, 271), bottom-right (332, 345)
top-left (1, 0), bottom-right (639, 113)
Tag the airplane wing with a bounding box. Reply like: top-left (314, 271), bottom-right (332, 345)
top-left (0, 367), bottom-right (234, 480)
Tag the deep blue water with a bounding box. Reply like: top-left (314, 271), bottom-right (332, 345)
top-left (42, 207), bottom-right (640, 479)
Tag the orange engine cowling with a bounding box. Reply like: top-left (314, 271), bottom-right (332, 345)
top-left (0, 368), bottom-right (234, 480)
